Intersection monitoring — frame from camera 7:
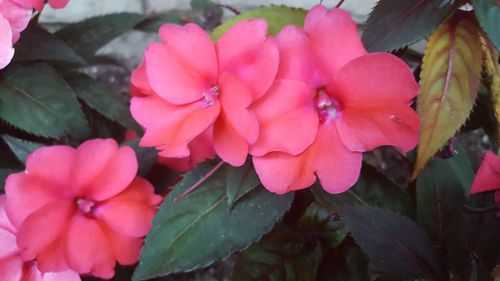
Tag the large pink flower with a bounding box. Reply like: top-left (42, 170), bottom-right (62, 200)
top-left (4, 139), bottom-right (162, 279)
top-left (0, 196), bottom-right (81, 281)
top-left (250, 5), bottom-right (420, 194)
top-left (130, 19), bottom-right (279, 166)
top-left (0, 0), bottom-right (31, 69)
top-left (470, 151), bottom-right (500, 203)
top-left (10, 0), bottom-right (68, 11)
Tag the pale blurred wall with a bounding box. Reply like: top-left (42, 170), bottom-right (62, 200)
top-left (40, 0), bottom-right (378, 24)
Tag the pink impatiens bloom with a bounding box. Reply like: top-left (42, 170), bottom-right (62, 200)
top-left (470, 151), bottom-right (500, 203)
top-left (10, 0), bottom-right (68, 11)
top-left (0, 196), bottom-right (81, 281)
top-left (250, 5), bottom-right (420, 194)
top-left (130, 19), bottom-right (279, 167)
top-left (0, 0), bottom-right (31, 69)
top-left (4, 139), bottom-right (162, 279)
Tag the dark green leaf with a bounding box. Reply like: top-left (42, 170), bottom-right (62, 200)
top-left (125, 139), bottom-right (157, 176)
top-left (312, 165), bottom-right (413, 216)
top-left (65, 73), bottom-right (140, 133)
top-left (337, 205), bottom-right (447, 281)
top-left (231, 224), bottom-right (322, 281)
top-left (56, 13), bottom-right (146, 59)
top-left (14, 23), bottom-right (85, 64)
top-left (2, 135), bottom-right (44, 164)
top-left (0, 64), bottom-right (90, 139)
top-left (317, 243), bottom-right (370, 281)
top-left (133, 162), bottom-right (294, 281)
top-left (362, 0), bottom-right (460, 51)
top-left (473, 0), bottom-right (500, 50)
top-left (136, 11), bottom-right (200, 33)
top-left (211, 6), bottom-right (306, 41)
top-left (226, 159), bottom-right (260, 206)
top-left (299, 202), bottom-right (348, 249)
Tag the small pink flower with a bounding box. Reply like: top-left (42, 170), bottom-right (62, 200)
top-left (130, 19), bottom-right (279, 166)
top-left (470, 151), bottom-right (500, 203)
top-left (0, 196), bottom-right (81, 281)
top-left (5, 139), bottom-right (162, 279)
top-left (0, 0), bottom-right (31, 69)
top-left (10, 0), bottom-right (68, 11)
top-left (250, 5), bottom-right (420, 194)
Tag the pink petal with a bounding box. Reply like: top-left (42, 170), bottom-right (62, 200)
top-left (37, 236), bottom-right (70, 273)
top-left (0, 196), bottom-right (16, 234)
top-left (329, 53), bottom-right (418, 106)
top-left (145, 32), bottom-right (217, 105)
top-left (219, 73), bottom-right (259, 145)
top-left (72, 139), bottom-right (137, 201)
top-left (304, 5), bottom-right (366, 77)
top-left (110, 177), bottom-right (162, 206)
top-left (253, 150), bottom-right (317, 194)
top-left (0, 224), bottom-right (17, 258)
top-left (42, 270), bottom-right (81, 281)
top-left (0, 15), bottom-right (14, 70)
top-left (0, 0), bottom-right (31, 43)
top-left (25, 145), bottom-right (76, 196)
top-left (48, 0), bottom-right (69, 9)
top-left (21, 263), bottom-right (43, 281)
top-left (470, 151), bottom-right (500, 194)
top-left (100, 223), bottom-right (142, 266)
top-left (217, 19), bottom-right (278, 101)
top-left (275, 26), bottom-right (325, 87)
top-left (65, 215), bottom-right (115, 279)
top-left (0, 255), bottom-right (23, 281)
top-left (250, 79), bottom-right (318, 156)
top-left (314, 123), bottom-right (362, 193)
top-left (16, 201), bottom-right (74, 261)
top-left (213, 115), bottom-right (249, 166)
top-left (130, 61), bottom-right (153, 97)
top-left (95, 200), bottom-right (155, 237)
top-left (5, 173), bottom-right (61, 229)
top-left (131, 95), bottom-right (220, 158)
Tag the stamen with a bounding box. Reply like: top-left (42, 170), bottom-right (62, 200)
top-left (203, 85), bottom-right (219, 107)
top-left (77, 198), bottom-right (95, 214)
top-left (316, 91), bottom-right (341, 123)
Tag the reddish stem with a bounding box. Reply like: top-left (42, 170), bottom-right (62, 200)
top-left (174, 161), bottom-right (225, 202)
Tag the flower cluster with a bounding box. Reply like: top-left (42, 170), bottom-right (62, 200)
top-left (131, 5), bottom-right (420, 194)
top-left (2, 139), bottom-right (162, 280)
top-left (0, 0), bottom-right (69, 70)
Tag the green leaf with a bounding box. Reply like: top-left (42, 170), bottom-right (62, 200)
top-left (317, 244), bottom-right (369, 281)
top-left (125, 139), bottom-right (157, 176)
top-left (362, 0), bottom-right (460, 51)
top-left (65, 73), bottom-right (140, 133)
top-left (337, 205), bottom-right (447, 281)
top-left (211, 6), bottom-right (306, 41)
top-left (299, 202), bottom-right (348, 249)
top-left (2, 135), bottom-right (44, 164)
top-left (416, 144), bottom-right (473, 255)
top-left (231, 224), bottom-right (323, 281)
top-left (226, 159), bottom-right (260, 206)
top-left (56, 13), bottom-right (146, 59)
top-left (413, 12), bottom-right (483, 178)
top-left (13, 23), bottom-right (85, 64)
top-left (312, 165), bottom-right (413, 216)
top-left (473, 0), bottom-right (500, 50)
top-left (133, 162), bottom-right (294, 281)
top-left (0, 63), bottom-right (90, 139)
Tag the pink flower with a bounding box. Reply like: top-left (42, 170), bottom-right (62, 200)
top-left (4, 139), bottom-right (162, 279)
top-left (250, 5), bottom-right (420, 194)
top-left (0, 196), bottom-right (81, 281)
top-left (130, 19), bottom-right (279, 166)
top-left (10, 0), bottom-right (68, 11)
top-left (0, 0), bottom-right (31, 69)
top-left (470, 151), bottom-right (500, 203)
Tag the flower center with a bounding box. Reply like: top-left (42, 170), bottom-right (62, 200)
top-left (203, 85), bottom-right (219, 107)
top-left (77, 198), bottom-right (95, 214)
top-left (316, 90), bottom-right (341, 123)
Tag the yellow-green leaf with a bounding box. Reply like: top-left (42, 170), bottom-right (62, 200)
top-left (211, 6), bottom-right (306, 41)
top-left (413, 13), bottom-right (482, 178)
top-left (481, 35), bottom-right (500, 146)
